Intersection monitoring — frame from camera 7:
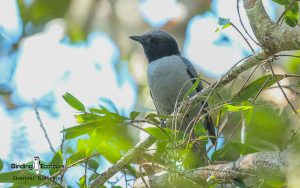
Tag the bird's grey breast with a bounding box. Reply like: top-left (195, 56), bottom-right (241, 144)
top-left (147, 55), bottom-right (194, 114)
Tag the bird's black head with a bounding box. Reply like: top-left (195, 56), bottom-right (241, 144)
top-left (130, 30), bottom-right (180, 62)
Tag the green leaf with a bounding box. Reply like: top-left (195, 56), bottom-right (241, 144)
top-left (144, 127), bottom-right (172, 141)
top-left (18, 0), bottom-right (71, 25)
top-left (79, 175), bottom-right (87, 188)
top-left (284, 2), bottom-right (299, 27)
top-left (90, 107), bottom-right (128, 121)
top-left (0, 159), bottom-right (3, 171)
top-left (0, 170), bottom-right (51, 185)
top-left (222, 104), bottom-right (253, 112)
top-left (183, 77), bottom-right (201, 100)
top-left (74, 113), bottom-right (101, 123)
top-left (222, 22), bottom-right (232, 29)
top-left (194, 122), bottom-right (207, 137)
top-left (215, 17), bottom-right (232, 32)
top-left (273, 0), bottom-right (289, 5)
top-left (245, 105), bottom-right (290, 150)
top-left (145, 113), bottom-right (173, 120)
top-left (87, 159), bottom-right (99, 171)
top-left (232, 179), bottom-right (248, 188)
top-left (67, 21), bottom-right (86, 42)
top-left (145, 113), bottom-right (173, 125)
top-left (97, 143), bottom-right (122, 163)
top-left (62, 122), bottom-right (100, 139)
top-left (231, 74), bottom-right (285, 103)
top-left (49, 151), bottom-right (63, 175)
top-left (89, 173), bottom-right (99, 184)
top-left (88, 173), bottom-right (98, 183)
top-left (272, 0), bottom-right (289, 5)
top-left (130, 111), bottom-right (140, 120)
top-left (62, 114), bottom-right (125, 139)
top-left (212, 141), bottom-right (258, 161)
top-left (62, 92), bottom-right (85, 112)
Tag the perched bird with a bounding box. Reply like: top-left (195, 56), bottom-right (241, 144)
top-left (129, 30), bottom-right (216, 145)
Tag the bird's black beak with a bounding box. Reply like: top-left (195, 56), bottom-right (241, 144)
top-left (129, 35), bottom-right (142, 43)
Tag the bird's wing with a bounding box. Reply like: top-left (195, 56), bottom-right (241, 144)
top-left (180, 57), bottom-right (204, 93)
top-left (180, 56), bottom-right (216, 145)
top-left (150, 91), bottom-right (160, 114)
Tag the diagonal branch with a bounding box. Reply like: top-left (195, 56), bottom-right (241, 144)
top-left (180, 0), bottom-right (300, 116)
top-left (33, 98), bottom-right (56, 153)
top-left (133, 150), bottom-right (288, 188)
top-left (90, 136), bottom-right (156, 188)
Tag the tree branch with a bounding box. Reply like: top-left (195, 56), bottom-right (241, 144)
top-left (133, 150), bottom-right (288, 188)
top-left (90, 136), bottom-right (156, 188)
top-left (180, 0), bottom-right (300, 116)
top-left (244, 0), bottom-right (300, 54)
top-left (33, 98), bottom-right (56, 153)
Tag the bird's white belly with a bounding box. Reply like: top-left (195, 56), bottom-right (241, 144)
top-left (147, 55), bottom-right (194, 114)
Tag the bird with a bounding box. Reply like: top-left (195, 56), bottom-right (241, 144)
top-left (129, 30), bottom-right (216, 147)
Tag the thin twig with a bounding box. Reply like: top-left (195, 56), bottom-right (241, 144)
top-left (32, 98), bottom-right (55, 153)
top-left (230, 22), bottom-right (255, 53)
top-left (84, 162), bottom-right (88, 187)
top-left (236, 0), bottom-right (260, 46)
top-left (267, 62), bottom-right (300, 119)
top-left (90, 136), bottom-right (156, 187)
top-left (275, 54), bottom-right (300, 59)
top-left (37, 153), bottom-right (100, 187)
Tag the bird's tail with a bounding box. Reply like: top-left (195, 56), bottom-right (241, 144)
top-left (203, 109), bottom-right (217, 146)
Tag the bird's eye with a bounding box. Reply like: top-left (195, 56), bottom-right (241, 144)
top-left (151, 38), bottom-right (159, 44)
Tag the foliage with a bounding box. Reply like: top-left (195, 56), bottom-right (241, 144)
top-left (272, 0), bottom-right (299, 27)
top-left (0, 0), bottom-right (299, 187)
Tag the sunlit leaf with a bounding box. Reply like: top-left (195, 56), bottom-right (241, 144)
top-left (62, 92), bottom-right (85, 112)
top-left (90, 107), bottom-right (128, 121)
top-left (49, 151), bottom-right (63, 175)
top-left (144, 127), bottom-right (172, 141)
top-left (67, 150), bottom-right (86, 166)
top-left (284, 2), bottom-right (299, 27)
top-left (62, 122), bottom-right (100, 139)
top-left (97, 143), bottom-right (122, 163)
top-left (62, 112), bottom-right (126, 139)
top-left (74, 113), bottom-right (101, 123)
top-left (222, 104), bottom-right (253, 112)
top-left (79, 175), bottom-right (87, 188)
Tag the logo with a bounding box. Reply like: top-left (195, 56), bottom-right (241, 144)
top-left (33, 156), bottom-right (41, 174)
top-left (10, 156), bottom-right (65, 180)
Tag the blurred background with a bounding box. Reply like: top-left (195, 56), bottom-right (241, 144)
top-left (1, 0), bottom-right (299, 187)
